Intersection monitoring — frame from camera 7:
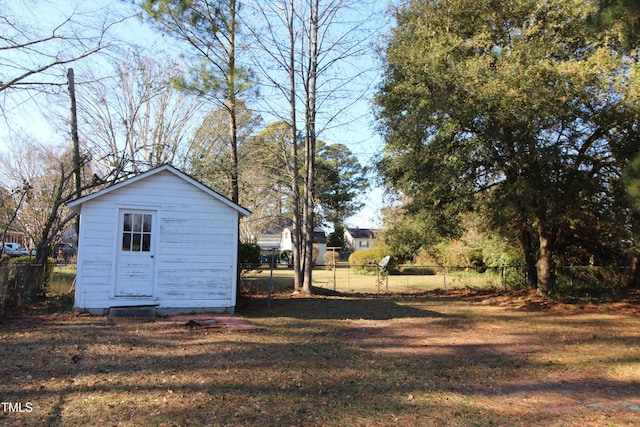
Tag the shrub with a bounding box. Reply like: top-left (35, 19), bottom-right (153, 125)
top-left (280, 250), bottom-right (292, 266)
top-left (1, 257), bottom-right (55, 312)
top-left (348, 245), bottom-right (394, 274)
top-left (324, 250), bottom-right (340, 270)
top-left (239, 243), bottom-right (261, 271)
top-left (327, 224), bottom-right (346, 248)
top-left (556, 266), bottom-right (627, 301)
top-left (312, 244), bottom-right (319, 266)
top-left (397, 265), bottom-right (437, 275)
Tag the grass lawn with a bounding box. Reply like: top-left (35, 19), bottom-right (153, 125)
top-left (242, 264), bottom-right (507, 294)
top-left (1, 266), bottom-right (639, 426)
top-left (49, 264), bottom-right (77, 295)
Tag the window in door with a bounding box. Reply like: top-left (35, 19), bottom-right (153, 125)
top-left (122, 213), bottom-right (152, 252)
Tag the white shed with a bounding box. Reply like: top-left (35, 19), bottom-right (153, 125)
top-left (67, 165), bottom-right (250, 315)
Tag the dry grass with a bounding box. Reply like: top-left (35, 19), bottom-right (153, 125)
top-left (1, 271), bottom-right (640, 426)
top-left (242, 264), bottom-right (503, 294)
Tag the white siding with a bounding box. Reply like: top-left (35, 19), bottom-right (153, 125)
top-left (74, 170), bottom-right (239, 313)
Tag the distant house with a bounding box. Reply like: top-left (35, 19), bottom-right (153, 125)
top-left (256, 223), bottom-right (327, 264)
top-left (255, 220), bottom-right (294, 252)
top-left (67, 165), bottom-right (250, 315)
top-left (345, 228), bottom-right (380, 252)
top-left (1, 226), bottom-right (31, 250)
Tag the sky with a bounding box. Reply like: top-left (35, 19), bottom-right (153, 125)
top-left (0, 0), bottom-right (391, 230)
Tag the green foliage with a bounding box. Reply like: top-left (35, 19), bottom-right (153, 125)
top-left (428, 214), bottom-right (521, 267)
top-left (190, 102), bottom-right (262, 199)
top-left (326, 224), bottom-right (345, 249)
top-left (348, 245), bottom-right (393, 274)
top-left (555, 266), bottom-right (629, 302)
top-left (395, 264), bottom-right (436, 276)
top-left (141, 0), bottom-right (255, 98)
top-left (315, 143), bottom-right (370, 226)
top-left (280, 250), bottom-right (292, 266)
top-left (375, 0), bottom-right (640, 294)
top-left (589, 0), bottom-right (640, 50)
top-left (141, 0), bottom-right (253, 205)
top-left (624, 154), bottom-right (640, 211)
top-left (238, 243), bottom-right (261, 271)
top-left (380, 206), bottom-right (462, 260)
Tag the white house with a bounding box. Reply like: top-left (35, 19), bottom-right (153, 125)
top-left (345, 228), bottom-right (380, 252)
top-left (67, 165), bottom-right (250, 316)
top-left (255, 221), bottom-right (294, 252)
top-left (256, 224), bottom-right (327, 264)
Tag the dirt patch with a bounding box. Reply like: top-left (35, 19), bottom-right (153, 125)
top-left (478, 292), bottom-right (640, 316)
top-left (154, 313), bottom-right (255, 334)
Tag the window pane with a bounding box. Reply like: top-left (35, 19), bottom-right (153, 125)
top-left (132, 234), bottom-right (141, 251)
top-left (122, 233), bottom-right (132, 251)
top-left (142, 234), bottom-right (151, 252)
top-left (133, 214), bottom-right (142, 232)
top-left (123, 214), bottom-right (132, 232)
top-left (143, 215), bottom-right (152, 233)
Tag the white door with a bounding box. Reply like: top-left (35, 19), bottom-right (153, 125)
top-left (115, 210), bottom-right (156, 297)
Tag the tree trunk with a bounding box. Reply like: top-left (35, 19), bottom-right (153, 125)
top-left (301, 0), bottom-right (319, 295)
top-left (228, 0), bottom-right (239, 205)
top-left (629, 254), bottom-right (640, 289)
top-left (286, 0), bottom-right (303, 292)
top-left (518, 218), bottom-right (538, 289)
top-left (67, 68), bottom-right (82, 239)
top-left (535, 216), bottom-right (555, 295)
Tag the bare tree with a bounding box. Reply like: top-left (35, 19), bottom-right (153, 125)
top-left (0, 1), bottom-right (126, 114)
top-left (238, 120), bottom-right (299, 246)
top-left (243, 0), bottom-right (305, 290)
top-left (0, 140), bottom-right (78, 259)
top-left (75, 51), bottom-right (204, 176)
top-left (244, 0), bottom-right (386, 293)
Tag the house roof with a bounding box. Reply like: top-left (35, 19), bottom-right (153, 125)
top-left (67, 164), bottom-right (251, 217)
top-left (258, 223), bottom-right (327, 244)
top-left (260, 217), bottom-right (294, 236)
top-left (346, 228), bottom-right (380, 239)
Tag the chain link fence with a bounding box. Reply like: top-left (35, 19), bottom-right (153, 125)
top-left (0, 261), bottom-right (50, 315)
top-left (310, 264), bottom-right (633, 296)
top-left (313, 264), bottom-right (526, 293)
top-left (554, 265), bottom-right (633, 299)
top-left (242, 263), bottom-right (632, 298)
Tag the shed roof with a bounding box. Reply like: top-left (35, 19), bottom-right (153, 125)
top-left (67, 164), bottom-right (251, 217)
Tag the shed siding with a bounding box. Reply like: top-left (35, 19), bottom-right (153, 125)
top-left (74, 170), bottom-right (239, 313)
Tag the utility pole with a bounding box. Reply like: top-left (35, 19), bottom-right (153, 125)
top-left (68, 68), bottom-right (81, 238)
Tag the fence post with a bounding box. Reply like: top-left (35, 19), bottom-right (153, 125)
top-left (443, 266), bottom-right (447, 291)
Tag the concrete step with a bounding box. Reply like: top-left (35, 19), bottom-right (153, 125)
top-left (109, 306), bottom-right (157, 317)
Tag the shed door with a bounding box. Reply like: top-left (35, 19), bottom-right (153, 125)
top-left (115, 210), bottom-right (156, 297)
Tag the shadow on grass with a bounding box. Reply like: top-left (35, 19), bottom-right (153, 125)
top-left (3, 320), bottom-right (640, 427)
top-left (240, 289), bottom-right (454, 321)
